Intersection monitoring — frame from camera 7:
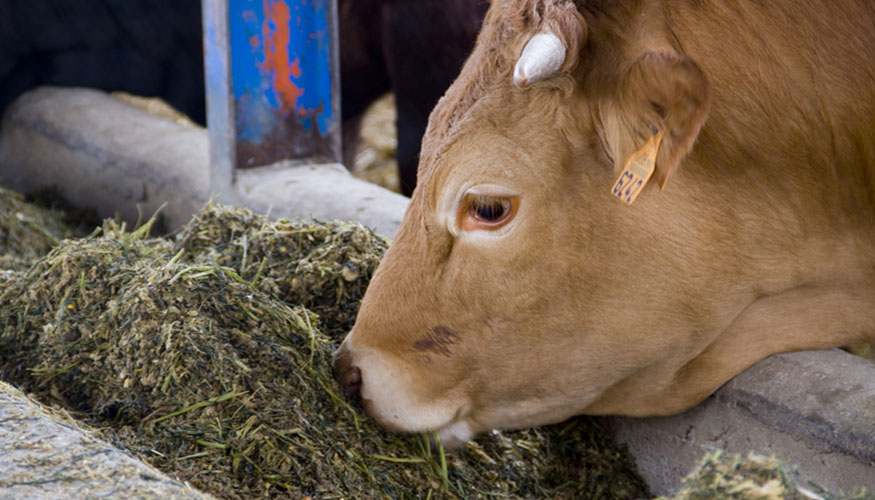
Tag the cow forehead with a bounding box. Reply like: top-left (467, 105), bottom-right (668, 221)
top-left (422, 111), bottom-right (572, 212)
top-left (425, 79), bottom-right (582, 158)
top-left (428, 86), bottom-right (580, 166)
top-left (418, 32), bottom-right (582, 182)
top-left (444, 125), bottom-right (536, 175)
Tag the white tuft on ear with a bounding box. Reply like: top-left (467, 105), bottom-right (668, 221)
top-left (513, 32), bottom-right (566, 88)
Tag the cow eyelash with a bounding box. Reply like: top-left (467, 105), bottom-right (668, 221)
top-left (468, 195), bottom-right (511, 222)
top-left (456, 192), bottom-right (519, 232)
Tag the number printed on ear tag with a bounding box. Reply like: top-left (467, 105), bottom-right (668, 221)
top-left (611, 131), bottom-right (663, 205)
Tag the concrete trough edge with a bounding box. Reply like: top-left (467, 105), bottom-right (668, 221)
top-left (0, 87), bottom-right (408, 239)
top-left (612, 349), bottom-right (875, 496)
top-left (0, 381), bottom-right (216, 500)
top-left (0, 86), bottom-right (873, 497)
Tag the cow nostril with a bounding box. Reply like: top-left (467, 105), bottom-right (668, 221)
top-left (342, 366), bottom-right (362, 397)
top-left (334, 345), bottom-right (363, 399)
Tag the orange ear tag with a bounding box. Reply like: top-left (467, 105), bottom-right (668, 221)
top-left (610, 131), bottom-right (663, 205)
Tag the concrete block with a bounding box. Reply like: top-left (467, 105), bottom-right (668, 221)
top-left (0, 86), bottom-right (209, 233)
top-left (233, 161), bottom-right (407, 238)
top-left (0, 86), bottom-right (408, 238)
top-left (0, 381), bottom-right (214, 500)
top-left (613, 349), bottom-right (875, 496)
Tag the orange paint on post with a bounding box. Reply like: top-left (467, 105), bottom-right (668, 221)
top-left (290, 57), bottom-right (302, 78)
top-left (260, 0), bottom-right (303, 113)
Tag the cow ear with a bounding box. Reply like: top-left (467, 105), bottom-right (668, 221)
top-left (603, 52), bottom-right (710, 190)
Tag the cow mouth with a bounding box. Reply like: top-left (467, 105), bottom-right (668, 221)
top-left (360, 395), bottom-right (475, 446)
top-left (436, 418), bottom-right (477, 449)
top-left (357, 389), bottom-right (479, 448)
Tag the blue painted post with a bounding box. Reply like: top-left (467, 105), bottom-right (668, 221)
top-left (203, 0), bottom-right (341, 195)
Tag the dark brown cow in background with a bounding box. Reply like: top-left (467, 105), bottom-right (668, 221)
top-left (339, 0), bottom-right (487, 194)
top-left (0, 0), bottom-right (487, 196)
top-left (0, 0), bottom-right (206, 123)
top-left (336, 0), bottom-right (875, 446)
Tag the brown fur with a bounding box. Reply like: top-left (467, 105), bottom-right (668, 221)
top-left (337, 0), bottom-right (875, 442)
top-left (418, 0), bottom-right (586, 171)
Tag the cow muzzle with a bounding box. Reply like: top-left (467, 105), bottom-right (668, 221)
top-left (333, 339), bottom-right (472, 440)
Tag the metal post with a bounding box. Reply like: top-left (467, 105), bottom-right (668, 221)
top-left (202, 0), bottom-right (342, 198)
top-left (203, 0), bottom-right (235, 198)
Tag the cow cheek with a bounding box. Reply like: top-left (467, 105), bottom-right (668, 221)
top-left (457, 293), bottom-right (596, 418)
top-left (340, 307), bottom-right (474, 433)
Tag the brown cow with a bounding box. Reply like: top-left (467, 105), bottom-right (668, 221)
top-left (336, 0), bottom-right (875, 446)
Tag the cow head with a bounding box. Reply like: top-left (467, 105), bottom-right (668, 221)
top-left (335, 0), bottom-right (713, 445)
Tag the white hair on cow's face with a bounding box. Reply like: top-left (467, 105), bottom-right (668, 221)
top-left (513, 32), bottom-right (567, 87)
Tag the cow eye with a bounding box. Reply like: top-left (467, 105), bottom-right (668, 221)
top-left (457, 191), bottom-right (519, 232)
top-left (471, 195), bottom-right (510, 222)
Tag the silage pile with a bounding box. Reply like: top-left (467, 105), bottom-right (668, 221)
top-left (0, 186), bottom-right (81, 272)
top-left (0, 202), bottom-right (648, 499)
top-left (660, 450), bottom-right (872, 500)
